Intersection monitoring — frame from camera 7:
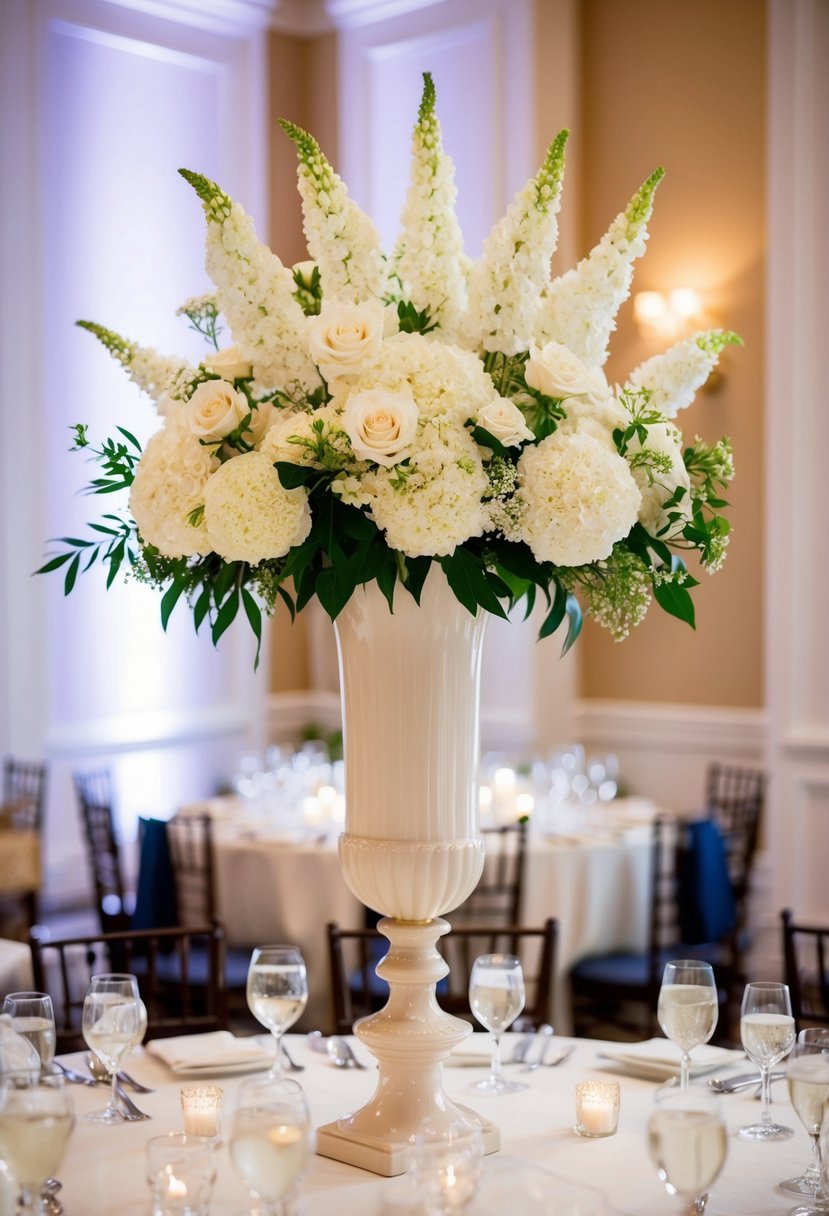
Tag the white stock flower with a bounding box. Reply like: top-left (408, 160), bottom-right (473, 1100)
top-left (626, 329), bottom-right (742, 418)
top-left (525, 342), bottom-right (609, 404)
top-left (516, 431), bottom-right (641, 566)
top-left (475, 398), bottom-right (533, 447)
top-left (129, 422), bottom-right (216, 557)
top-left (308, 301), bottom-right (384, 384)
top-left (202, 451), bottom-right (311, 565)
top-left (343, 386), bottom-right (419, 467)
top-left (188, 380), bottom-right (250, 442)
top-left (626, 422), bottom-right (691, 538)
top-left (203, 346), bottom-right (252, 380)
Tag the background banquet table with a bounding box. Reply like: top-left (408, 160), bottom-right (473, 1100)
top-left (187, 798), bottom-right (656, 1032)
top-left (38, 1032), bottom-right (808, 1215)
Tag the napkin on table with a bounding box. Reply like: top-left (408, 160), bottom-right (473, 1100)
top-left (597, 1037), bottom-right (743, 1080)
top-left (146, 1031), bottom-right (272, 1076)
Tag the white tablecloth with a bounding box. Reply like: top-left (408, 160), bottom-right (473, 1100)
top-left (33, 1033), bottom-right (810, 1215)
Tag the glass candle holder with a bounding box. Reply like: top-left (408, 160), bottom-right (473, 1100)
top-left (574, 1081), bottom-right (620, 1138)
top-left (180, 1085), bottom-right (223, 1143)
top-left (146, 1133), bottom-right (215, 1216)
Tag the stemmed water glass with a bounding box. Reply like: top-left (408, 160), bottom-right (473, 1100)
top-left (229, 1075), bottom-right (310, 1215)
top-left (81, 973), bottom-right (143, 1124)
top-left (657, 961), bottom-right (718, 1092)
top-left (1, 992), bottom-right (56, 1072)
top-left (781, 1030), bottom-right (829, 1213)
top-left (246, 947), bottom-right (308, 1081)
top-left (738, 980), bottom-right (796, 1141)
top-left (0, 1070), bottom-right (74, 1216)
top-left (647, 1089), bottom-right (727, 1215)
top-left (468, 954), bottom-right (526, 1095)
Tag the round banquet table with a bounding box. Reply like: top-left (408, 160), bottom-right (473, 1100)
top-left (31, 1032), bottom-right (812, 1216)
top-left (197, 798), bottom-right (656, 1033)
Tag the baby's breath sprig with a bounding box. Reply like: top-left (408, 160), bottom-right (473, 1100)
top-left (176, 294), bottom-right (222, 349)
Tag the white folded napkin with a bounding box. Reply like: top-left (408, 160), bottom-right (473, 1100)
top-left (146, 1031), bottom-right (272, 1076)
top-left (598, 1037), bottom-right (743, 1081)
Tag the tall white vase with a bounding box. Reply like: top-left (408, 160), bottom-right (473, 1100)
top-left (315, 569), bottom-right (496, 1176)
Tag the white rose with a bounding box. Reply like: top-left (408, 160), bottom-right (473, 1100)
top-left (475, 398), bottom-right (534, 447)
top-left (343, 386), bottom-right (419, 467)
top-left (202, 346), bottom-right (252, 381)
top-left (308, 301), bottom-right (384, 384)
top-left (292, 260), bottom-right (317, 289)
top-left (525, 341), bottom-right (609, 404)
top-left (188, 380), bottom-right (250, 442)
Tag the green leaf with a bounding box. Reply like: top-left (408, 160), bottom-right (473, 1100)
top-left (212, 587), bottom-right (240, 644)
top-left (539, 580), bottom-right (568, 640)
top-left (160, 578), bottom-right (186, 631)
top-left (439, 548), bottom-right (508, 620)
top-left (401, 555), bottom-right (431, 604)
top-left (116, 426), bottom-right (142, 450)
top-left (376, 553), bottom-right (397, 612)
top-left (467, 423), bottom-right (509, 458)
top-left (274, 461), bottom-right (318, 490)
top-left (105, 539), bottom-right (125, 589)
top-left (242, 588), bottom-right (262, 671)
top-left (653, 579), bottom-right (696, 628)
top-left (193, 588), bottom-right (212, 635)
top-left (64, 554), bottom-right (81, 595)
top-left (561, 593), bottom-right (583, 656)
top-left (276, 585), bottom-right (296, 621)
top-left (315, 564), bottom-right (356, 621)
top-left (35, 552), bottom-right (74, 574)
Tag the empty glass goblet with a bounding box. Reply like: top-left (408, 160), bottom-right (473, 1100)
top-left (468, 954), bottom-right (526, 1095)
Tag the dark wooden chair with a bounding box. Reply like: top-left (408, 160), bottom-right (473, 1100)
top-left (165, 815), bottom-right (252, 995)
top-left (327, 918), bottom-right (557, 1035)
top-left (782, 908), bottom-right (829, 1033)
top-left (73, 769), bottom-right (131, 934)
top-left (705, 762), bottom-right (766, 976)
top-left (29, 921), bottom-right (228, 1052)
top-left (0, 756), bottom-right (48, 932)
top-left (453, 820), bottom-right (528, 926)
top-left (570, 817), bottom-right (738, 1041)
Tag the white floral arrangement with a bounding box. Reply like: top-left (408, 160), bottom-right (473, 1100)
top-left (41, 74), bottom-right (737, 666)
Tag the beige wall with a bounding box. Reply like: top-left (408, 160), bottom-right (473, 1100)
top-left (576, 0), bottom-right (766, 708)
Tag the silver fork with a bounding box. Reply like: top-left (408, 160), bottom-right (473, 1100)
top-left (544, 1043), bottom-right (576, 1068)
top-left (280, 1041), bottom-right (304, 1072)
top-left (114, 1082), bottom-right (151, 1122)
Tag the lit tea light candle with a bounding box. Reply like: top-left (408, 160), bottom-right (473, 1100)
top-left (180, 1085), bottom-right (223, 1141)
top-left (165, 1172), bottom-right (188, 1200)
top-left (478, 784), bottom-right (493, 811)
top-left (516, 792), bottom-right (534, 817)
top-left (574, 1080), bottom-right (620, 1138)
top-left (269, 1123), bottom-right (303, 1148)
top-left (493, 767), bottom-right (516, 794)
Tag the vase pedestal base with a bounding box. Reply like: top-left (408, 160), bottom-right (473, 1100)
top-left (315, 916), bottom-right (501, 1177)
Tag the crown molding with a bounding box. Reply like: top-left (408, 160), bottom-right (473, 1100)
top-left (324, 0), bottom-right (447, 30)
top-left (101, 0), bottom-right (333, 37)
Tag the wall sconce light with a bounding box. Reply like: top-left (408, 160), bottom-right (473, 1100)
top-left (633, 288), bottom-right (705, 340)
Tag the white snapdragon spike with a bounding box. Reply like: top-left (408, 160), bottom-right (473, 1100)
top-left (627, 329), bottom-right (743, 418)
top-left (536, 168), bottom-right (665, 368)
top-left (462, 129), bottom-right (568, 356)
top-left (394, 73), bottom-right (467, 339)
top-left (178, 169), bottom-right (319, 394)
top-left (76, 321), bottom-right (188, 408)
top-left (279, 120), bottom-right (385, 305)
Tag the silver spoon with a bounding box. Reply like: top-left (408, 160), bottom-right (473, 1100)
top-left (327, 1036), bottom-right (368, 1069)
top-left (84, 1054), bottom-right (150, 1120)
top-left (521, 1024), bottom-right (555, 1072)
top-left (707, 1071), bottom-right (785, 1093)
top-left (280, 1041), bottom-right (304, 1072)
top-left (86, 1051), bottom-right (155, 1092)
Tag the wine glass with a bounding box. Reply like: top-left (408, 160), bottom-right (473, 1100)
top-left (229, 1075), bottom-right (310, 1215)
top-left (647, 1089), bottom-right (727, 1215)
top-left (738, 980), bottom-right (796, 1141)
top-left (410, 1115), bottom-right (484, 1214)
top-left (1, 992), bottom-right (56, 1071)
top-left (657, 961), bottom-right (718, 1092)
top-left (81, 973), bottom-right (142, 1124)
top-left (781, 1030), bottom-right (829, 1211)
top-left (246, 947), bottom-right (308, 1080)
top-left (468, 954), bottom-right (526, 1095)
top-left (0, 1070), bottom-right (74, 1216)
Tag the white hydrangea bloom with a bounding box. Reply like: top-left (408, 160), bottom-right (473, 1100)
top-left (279, 121), bottom-right (384, 305)
top-left (129, 421), bottom-right (216, 557)
top-left (626, 421), bottom-right (691, 537)
top-left (536, 168), bottom-right (664, 368)
top-left (394, 74), bottom-right (467, 340)
top-left (202, 451), bottom-right (312, 565)
top-left (179, 170), bottom-right (319, 394)
top-left (76, 321), bottom-right (189, 410)
top-left (626, 329), bottom-right (742, 418)
top-left (515, 430), bottom-right (641, 566)
top-left (462, 131), bottom-right (568, 356)
top-left (344, 424), bottom-right (488, 558)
